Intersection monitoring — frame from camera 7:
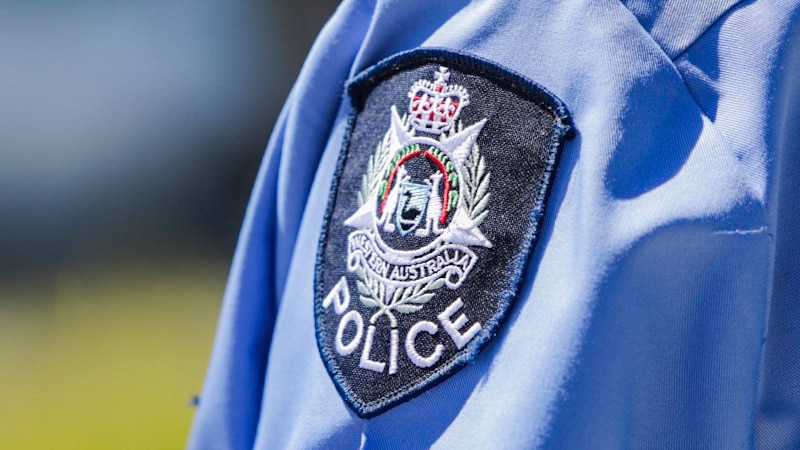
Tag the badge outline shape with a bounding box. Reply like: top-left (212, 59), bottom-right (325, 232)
top-left (315, 48), bottom-right (573, 418)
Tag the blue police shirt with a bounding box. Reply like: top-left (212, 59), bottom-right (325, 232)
top-left (189, 1), bottom-right (800, 448)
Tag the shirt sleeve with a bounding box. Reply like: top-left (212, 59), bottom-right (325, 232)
top-left (187, 1), bottom-right (375, 448)
top-left (186, 95), bottom-right (289, 450)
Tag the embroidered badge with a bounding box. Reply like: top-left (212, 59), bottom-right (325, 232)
top-left (316, 49), bottom-right (573, 417)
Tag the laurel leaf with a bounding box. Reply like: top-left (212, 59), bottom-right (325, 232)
top-left (462, 188), bottom-right (473, 210)
top-left (475, 172), bottom-right (490, 204)
top-left (449, 173), bottom-right (458, 189)
top-left (448, 191), bottom-right (459, 210)
top-left (461, 167), bottom-right (472, 186)
top-left (473, 194), bottom-right (490, 218)
top-left (391, 287), bottom-right (404, 305)
top-left (356, 280), bottom-right (370, 297)
top-left (393, 304), bottom-right (423, 314)
top-left (473, 209), bottom-right (489, 226)
top-left (357, 127), bottom-right (394, 207)
top-left (427, 278), bottom-right (446, 291)
top-left (360, 295), bottom-right (381, 309)
top-left (408, 293), bottom-right (434, 305)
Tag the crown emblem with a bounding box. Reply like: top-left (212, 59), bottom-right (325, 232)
top-left (408, 67), bottom-right (469, 135)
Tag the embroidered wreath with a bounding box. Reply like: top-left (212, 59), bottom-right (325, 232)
top-left (356, 265), bottom-right (445, 327)
top-left (461, 140), bottom-right (490, 227)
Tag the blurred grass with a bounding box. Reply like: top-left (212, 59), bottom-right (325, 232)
top-left (0, 259), bottom-right (225, 449)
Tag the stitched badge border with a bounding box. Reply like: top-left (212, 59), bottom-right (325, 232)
top-left (315, 48), bottom-right (574, 418)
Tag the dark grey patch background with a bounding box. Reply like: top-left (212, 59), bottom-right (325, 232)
top-left (317, 62), bottom-right (560, 413)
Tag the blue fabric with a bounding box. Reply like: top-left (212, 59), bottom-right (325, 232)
top-left (620, 0), bottom-right (743, 58)
top-left (189, 0), bottom-right (800, 448)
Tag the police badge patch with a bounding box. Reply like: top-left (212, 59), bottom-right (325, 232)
top-left (315, 49), bottom-right (573, 417)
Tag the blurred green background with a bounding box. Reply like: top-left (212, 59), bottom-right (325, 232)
top-left (0, 1), bottom-right (338, 448)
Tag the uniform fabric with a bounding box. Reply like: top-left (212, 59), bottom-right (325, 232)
top-left (188, 0), bottom-right (800, 448)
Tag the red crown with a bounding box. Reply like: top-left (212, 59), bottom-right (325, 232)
top-left (408, 67), bottom-right (469, 135)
